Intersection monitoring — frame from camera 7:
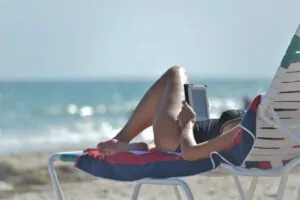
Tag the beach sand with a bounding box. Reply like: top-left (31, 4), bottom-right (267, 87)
top-left (1, 148), bottom-right (300, 200)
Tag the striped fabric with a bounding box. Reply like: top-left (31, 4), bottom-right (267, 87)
top-left (244, 27), bottom-right (300, 170)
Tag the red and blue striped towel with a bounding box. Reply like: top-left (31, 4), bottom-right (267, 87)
top-left (75, 95), bottom-right (261, 181)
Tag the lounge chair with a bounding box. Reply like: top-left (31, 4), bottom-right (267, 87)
top-left (48, 24), bottom-right (300, 200)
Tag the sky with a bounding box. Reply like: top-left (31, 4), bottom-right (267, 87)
top-left (0, 0), bottom-right (300, 80)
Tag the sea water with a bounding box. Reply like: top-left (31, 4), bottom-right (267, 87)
top-left (0, 78), bottom-right (270, 154)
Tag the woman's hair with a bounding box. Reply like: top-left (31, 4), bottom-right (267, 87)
top-left (219, 109), bottom-right (245, 132)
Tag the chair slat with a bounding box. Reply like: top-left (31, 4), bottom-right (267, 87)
top-left (254, 139), bottom-right (289, 148)
top-left (271, 101), bottom-right (300, 109)
top-left (246, 154), bottom-right (300, 162)
top-left (286, 62), bottom-right (300, 72)
top-left (255, 128), bottom-right (286, 138)
top-left (251, 147), bottom-right (300, 155)
top-left (270, 93), bottom-right (300, 101)
top-left (277, 72), bottom-right (300, 83)
top-left (257, 118), bottom-right (300, 128)
top-left (258, 111), bottom-right (300, 119)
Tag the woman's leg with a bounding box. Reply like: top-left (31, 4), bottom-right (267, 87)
top-left (113, 66), bottom-right (186, 143)
top-left (98, 66), bottom-right (188, 154)
top-left (152, 66), bottom-right (188, 151)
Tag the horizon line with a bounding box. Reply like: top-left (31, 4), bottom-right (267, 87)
top-left (0, 75), bottom-right (273, 82)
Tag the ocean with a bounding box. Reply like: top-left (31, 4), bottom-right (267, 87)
top-left (0, 78), bottom-right (270, 154)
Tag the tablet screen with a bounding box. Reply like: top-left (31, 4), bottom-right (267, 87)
top-left (190, 88), bottom-right (209, 120)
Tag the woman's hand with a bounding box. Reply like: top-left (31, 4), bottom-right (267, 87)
top-left (177, 101), bottom-right (196, 129)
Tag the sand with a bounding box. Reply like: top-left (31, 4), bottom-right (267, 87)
top-left (0, 149), bottom-right (300, 200)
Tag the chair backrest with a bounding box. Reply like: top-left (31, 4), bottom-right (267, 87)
top-left (245, 24), bottom-right (300, 169)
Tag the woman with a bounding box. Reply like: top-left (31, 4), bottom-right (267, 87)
top-left (92, 66), bottom-right (245, 161)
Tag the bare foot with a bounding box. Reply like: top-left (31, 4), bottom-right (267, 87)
top-left (96, 139), bottom-right (131, 155)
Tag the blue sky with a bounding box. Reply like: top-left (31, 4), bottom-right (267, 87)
top-left (0, 0), bottom-right (300, 80)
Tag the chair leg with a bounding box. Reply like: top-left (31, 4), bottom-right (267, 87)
top-left (48, 154), bottom-right (65, 200)
top-left (176, 179), bottom-right (195, 200)
top-left (245, 177), bottom-right (258, 200)
top-left (173, 185), bottom-right (182, 200)
top-left (296, 180), bottom-right (300, 200)
top-left (130, 178), bottom-right (195, 200)
top-left (276, 173), bottom-right (289, 200)
top-left (131, 182), bottom-right (143, 200)
top-left (232, 175), bottom-right (246, 200)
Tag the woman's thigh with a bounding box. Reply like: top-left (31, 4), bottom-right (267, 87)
top-left (152, 66), bottom-right (188, 151)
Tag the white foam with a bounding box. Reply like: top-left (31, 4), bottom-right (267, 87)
top-left (67, 104), bottom-right (78, 115)
top-left (79, 106), bottom-right (93, 117)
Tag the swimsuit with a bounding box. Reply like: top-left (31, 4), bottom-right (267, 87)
top-left (176, 109), bottom-right (245, 152)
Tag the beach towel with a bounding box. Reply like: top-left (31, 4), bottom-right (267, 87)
top-left (73, 95), bottom-right (260, 181)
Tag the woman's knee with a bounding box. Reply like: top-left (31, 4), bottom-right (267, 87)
top-left (165, 65), bottom-right (188, 81)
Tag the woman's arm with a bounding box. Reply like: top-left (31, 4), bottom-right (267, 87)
top-left (180, 121), bottom-right (238, 161)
